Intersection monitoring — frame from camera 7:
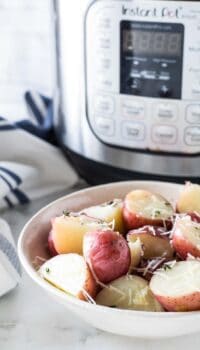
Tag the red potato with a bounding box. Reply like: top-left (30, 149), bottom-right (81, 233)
top-left (172, 215), bottom-right (200, 259)
top-left (127, 226), bottom-right (174, 259)
top-left (150, 260), bottom-right (200, 311)
top-left (50, 213), bottom-right (110, 255)
top-left (176, 183), bottom-right (200, 214)
top-left (83, 230), bottom-right (131, 284)
top-left (81, 199), bottom-right (125, 234)
top-left (39, 254), bottom-right (98, 301)
top-left (48, 230), bottom-right (58, 256)
top-left (123, 189), bottom-right (174, 230)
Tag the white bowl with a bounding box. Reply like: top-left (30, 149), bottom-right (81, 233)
top-left (18, 181), bottom-right (200, 338)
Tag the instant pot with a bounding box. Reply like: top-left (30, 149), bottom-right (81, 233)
top-left (54, 0), bottom-right (200, 184)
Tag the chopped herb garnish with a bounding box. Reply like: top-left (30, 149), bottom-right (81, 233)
top-left (63, 210), bottom-right (70, 216)
top-left (154, 210), bottom-right (161, 217)
top-left (109, 305), bottom-right (117, 308)
top-left (107, 200), bottom-right (114, 205)
top-left (163, 264), bottom-right (172, 271)
top-left (45, 267), bottom-right (50, 273)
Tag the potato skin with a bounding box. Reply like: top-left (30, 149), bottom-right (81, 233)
top-left (77, 266), bottom-right (99, 301)
top-left (83, 230), bottom-right (131, 284)
top-left (172, 214), bottom-right (200, 259)
top-left (153, 292), bottom-right (200, 312)
top-left (48, 231), bottom-right (58, 257)
top-left (123, 205), bottom-right (164, 230)
top-left (172, 231), bottom-right (200, 260)
top-left (188, 212), bottom-right (200, 223)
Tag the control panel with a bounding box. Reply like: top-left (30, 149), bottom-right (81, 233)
top-left (120, 21), bottom-right (184, 99)
top-left (85, 0), bottom-right (200, 154)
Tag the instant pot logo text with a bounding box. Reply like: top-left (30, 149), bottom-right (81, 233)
top-left (122, 6), bottom-right (182, 19)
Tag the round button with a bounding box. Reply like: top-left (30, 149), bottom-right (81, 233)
top-left (154, 103), bottom-right (178, 122)
top-left (159, 85), bottom-right (171, 98)
top-left (186, 105), bottom-right (200, 124)
top-left (152, 125), bottom-right (177, 144)
top-left (127, 78), bottom-right (141, 94)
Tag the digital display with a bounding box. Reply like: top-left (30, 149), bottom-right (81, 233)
top-left (123, 30), bottom-right (182, 56)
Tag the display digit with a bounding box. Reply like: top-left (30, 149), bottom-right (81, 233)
top-left (167, 33), bottom-right (181, 56)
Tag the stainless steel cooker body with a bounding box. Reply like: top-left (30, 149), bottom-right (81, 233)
top-left (54, 0), bottom-right (200, 182)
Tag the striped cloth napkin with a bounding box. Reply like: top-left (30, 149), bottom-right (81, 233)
top-left (0, 92), bottom-right (78, 297)
top-left (0, 219), bottom-right (21, 297)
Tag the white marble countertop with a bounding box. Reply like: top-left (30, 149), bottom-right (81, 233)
top-left (0, 183), bottom-right (200, 350)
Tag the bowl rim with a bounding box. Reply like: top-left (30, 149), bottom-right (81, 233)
top-left (18, 180), bottom-right (200, 319)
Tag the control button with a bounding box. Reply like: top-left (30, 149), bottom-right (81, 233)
top-left (97, 57), bottom-right (112, 70)
top-left (127, 78), bottom-right (141, 94)
top-left (121, 100), bottom-right (145, 119)
top-left (192, 84), bottom-right (200, 96)
top-left (94, 95), bottom-right (114, 115)
top-left (159, 85), bottom-right (171, 98)
top-left (95, 117), bottom-right (114, 136)
top-left (122, 122), bottom-right (145, 141)
top-left (96, 34), bottom-right (111, 50)
top-left (184, 126), bottom-right (200, 146)
top-left (154, 103), bottom-right (177, 122)
top-left (97, 17), bottom-right (112, 30)
top-left (152, 125), bottom-right (177, 144)
top-left (96, 75), bottom-right (113, 89)
top-left (186, 105), bottom-right (200, 124)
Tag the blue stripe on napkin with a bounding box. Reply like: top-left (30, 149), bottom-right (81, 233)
top-left (0, 169), bottom-right (30, 205)
top-left (0, 124), bottom-right (16, 131)
top-left (0, 173), bottom-right (13, 190)
top-left (4, 196), bottom-right (14, 208)
top-left (0, 233), bottom-right (21, 275)
top-left (12, 189), bottom-right (30, 205)
top-left (0, 166), bottom-right (22, 185)
top-left (25, 91), bottom-right (45, 124)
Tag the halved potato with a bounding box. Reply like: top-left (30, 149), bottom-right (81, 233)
top-left (176, 183), bottom-right (200, 214)
top-left (123, 190), bottom-right (174, 230)
top-left (96, 275), bottom-right (163, 311)
top-left (150, 260), bottom-right (200, 311)
top-left (172, 215), bottom-right (200, 259)
top-left (82, 199), bottom-right (125, 234)
top-left (51, 214), bottom-right (110, 255)
top-left (127, 226), bottom-right (174, 259)
top-left (39, 254), bottom-right (98, 301)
